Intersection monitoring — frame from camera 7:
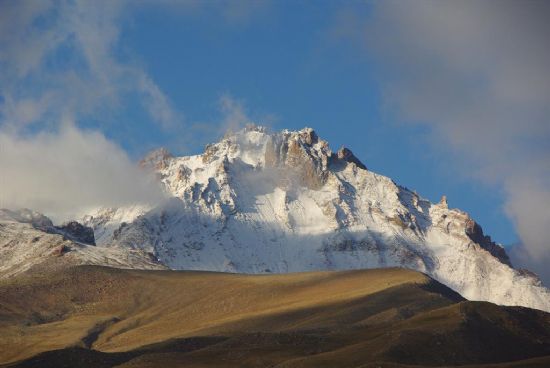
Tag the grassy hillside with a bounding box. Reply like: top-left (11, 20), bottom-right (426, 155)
top-left (1, 266), bottom-right (549, 367)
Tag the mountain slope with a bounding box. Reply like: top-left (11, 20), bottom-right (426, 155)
top-left (1, 266), bottom-right (549, 368)
top-left (0, 209), bottom-right (164, 278)
top-left (82, 126), bottom-right (550, 312)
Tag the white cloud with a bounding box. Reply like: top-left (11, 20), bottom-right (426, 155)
top-left (0, 123), bottom-right (164, 222)
top-left (348, 0), bottom-right (550, 282)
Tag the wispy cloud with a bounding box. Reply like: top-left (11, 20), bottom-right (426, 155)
top-left (182, 93), bottom-right (277, 151)
top-left (0, 0), bottom-right (181, 130)
top-left (219, 94), bottom-right (254, 133)
top-left (334, 0), bottom-right (550, 281)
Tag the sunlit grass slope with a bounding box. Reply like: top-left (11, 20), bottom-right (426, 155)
top-left (1, 266), bottom-right (549, 367)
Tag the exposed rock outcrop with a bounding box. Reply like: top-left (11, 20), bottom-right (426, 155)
top-left (56, 221), bottom-right (96, 245)
top-left (264, 128), bottom-right (331, 189)
top-left (465, 219), bottom-right (511, 266)
top-left (140, 148), bottom-right (173, 170)
top-left (335, 146), bottom-right (367, 170)
top-left (439, 195), bottom-right (448, 209)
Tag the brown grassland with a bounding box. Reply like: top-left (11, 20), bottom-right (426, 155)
top-left (0, 266), bottom-right (549, 367)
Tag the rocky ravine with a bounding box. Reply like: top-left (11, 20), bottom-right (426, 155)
top-left (76, 125), bottom-right (550, 312)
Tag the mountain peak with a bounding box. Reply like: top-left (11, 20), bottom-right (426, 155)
top-left (296, 127), bottom-right (318, 145)
top-left (74, 125), bottom-right (550, 312)
top-left (243, 123), bottom-right (268, 134)
top-left (336, 146), bottom-right (367, 170)
top-left (140, 147), bottom-right (173, 170)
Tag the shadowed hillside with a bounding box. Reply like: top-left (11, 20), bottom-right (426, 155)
top-left (1, 266), bottom-right (549, 367)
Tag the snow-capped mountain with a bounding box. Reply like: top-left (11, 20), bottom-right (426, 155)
top-left (0, 209), bottom-right (164, 278)
top-left (80, 125), bottom-right (550, 312)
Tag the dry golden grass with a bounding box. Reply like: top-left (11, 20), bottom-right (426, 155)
top-left (0, 267), bottom-right (424, 362)
top-left (1, 266), bottom-right (549, 368)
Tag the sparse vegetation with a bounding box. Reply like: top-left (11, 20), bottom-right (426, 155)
top-left (1, 266), bottom-right (549, 367)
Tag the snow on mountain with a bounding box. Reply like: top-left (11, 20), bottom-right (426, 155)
top-left (80, 205), bottom-right (151, 245)
top-left (79, 125), bottom-right (550, 312)
top-left (0, 209), bottom-right (164, 278)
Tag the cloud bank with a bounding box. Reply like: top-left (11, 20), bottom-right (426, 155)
top-left (352, 1), bottom-right (550, 281)
top-left (0, 124), bottom-right (164, 222)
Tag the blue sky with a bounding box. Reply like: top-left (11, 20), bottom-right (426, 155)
top-left (2, 0), bottom-right (550, 265)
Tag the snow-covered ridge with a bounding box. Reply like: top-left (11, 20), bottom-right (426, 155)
top-left (77, 125), bottom-right (550, 312)
top-left (0, 209), bottom-right (164, 278)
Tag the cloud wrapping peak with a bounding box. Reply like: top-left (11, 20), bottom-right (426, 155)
top-left (359, 0), bottom-right (550, 280)
top-left (219, 94), bottom-right (254, 133)
top-left (0, 0), bottom-right (181, 220)
top-left (0, 123), bottom-right (164, 222)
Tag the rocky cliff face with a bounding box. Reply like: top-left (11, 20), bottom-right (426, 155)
top-left (78, 126), bottom-right (550, 311)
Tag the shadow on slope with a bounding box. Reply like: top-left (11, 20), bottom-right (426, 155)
top-left (1, 266), bottom-right (549, 368)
